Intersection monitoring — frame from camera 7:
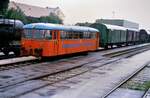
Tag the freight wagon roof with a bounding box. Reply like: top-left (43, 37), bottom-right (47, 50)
top-left (103, 24), bottom-right (127, 31)
top-left (146, 30), bottom-right (150, 34)
top-left (126, 28), bottom-right (139, 32)
top-left (23, 23), bottom-right (99, 32)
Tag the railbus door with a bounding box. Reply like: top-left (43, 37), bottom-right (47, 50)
top-left (52, 30), bottom-right (59, 56)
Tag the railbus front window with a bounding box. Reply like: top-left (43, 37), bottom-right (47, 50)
top-left (23, 29), bottom-right (33, 38)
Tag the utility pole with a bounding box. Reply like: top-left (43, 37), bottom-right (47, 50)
top-left (112, 11), bottom-right (115, 18)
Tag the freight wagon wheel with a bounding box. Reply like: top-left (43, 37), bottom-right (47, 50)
top-left (14, 51), bottom-right (20, 57)
top-left (3, 51), bottom-right (9, 56)
top-left (104, 45), bottom-right (108, 49)
top-left (14, 52), bottom-right (20, 56)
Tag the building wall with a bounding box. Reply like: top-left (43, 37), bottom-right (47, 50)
top-left (96, 19), bottom-right (139, 29)
top-left (123, 20), bottom-right (139, 29)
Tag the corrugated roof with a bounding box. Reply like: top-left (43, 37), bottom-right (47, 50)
top-left (103, 24), bottom-right (127, 31)
top-left (126, 28), bottom-right (139, 32)
top-left (23, 23), bottom-right (99, 32)
top-left (146, 30), bottom-right (150, 34)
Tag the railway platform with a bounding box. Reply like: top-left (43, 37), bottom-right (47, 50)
top-left (0, 56), bottom-right (37, 66)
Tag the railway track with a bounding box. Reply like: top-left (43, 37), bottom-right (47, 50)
top-left (103, 64), bottom-right (150, 98)
top-left (103, 44), bottom-right (150, 58)
top-left (103, 61), bottom-right (150, 98)
top-left (1, 44), bottom-right (150, 70)
top-left (102, 63), bottom-right (149, 98)
top-left (0, 56), bottom-right (110, 98)
top-left (143, 88), bottom-right (150, 98)
top-left (0, 44), bottom-right (150, 98)
top-left (0, 43), bottom-right (148, 72)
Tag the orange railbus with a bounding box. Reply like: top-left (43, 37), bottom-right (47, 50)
top-left (21, 23), bottom-right (99, 57)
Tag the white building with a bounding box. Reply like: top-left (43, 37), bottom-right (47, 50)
top-left (9, 1), bottom-right (65, 20)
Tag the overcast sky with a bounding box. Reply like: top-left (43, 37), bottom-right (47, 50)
top-left (11, 0), bottom-right (150, 29)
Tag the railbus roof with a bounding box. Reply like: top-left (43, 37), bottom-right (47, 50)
top-left (23, 23), bottom-right (99, 32)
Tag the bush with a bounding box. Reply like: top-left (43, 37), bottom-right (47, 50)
top-left (4, 8), bottom-right (63, 24)
top-left (0, 0), bottom-right (9, 15)
top-left (40, 14), bottom-right (63, 24)
top-left (5, 8), bottom-right (27, 23)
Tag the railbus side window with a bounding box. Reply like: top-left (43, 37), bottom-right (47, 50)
top-left (71, 31), bottom-right (79, 39)
top-left (89, 32), bottom-right (92, 38)
top-left (91, 32), bottom-right (96, 39)
top-left (69, 32), bottom-right (73, 39)
top-left (75, 32), bottom-right (78, 39)
top-left (91, 33), bottom-right (93, 38)
top-left (72, 31), bottom-right (76, 39)
top-left (83, 32), bottom-right (86, 39)
top-left (65, 32), bottom-right (68, 39)
top-left (75, 32), bottom-right (80, 39)
top-left (61, 31), bottom-right (82, 40)
top-left (33, 30), bottom-right (44, 39)
top-left (83, 32), bottom-right (96, 39)
top-left (86, 32), bottom-right (89, 39)
top-left (83, 32), bottom-right (89, 39)
top-left (45, 30), bottom-right (52, 40)
top-left (65, 31), bottom-right (71, 39)
top-left (72, 32), bottom-right (75, 39)
top-left (61, 31), bottom-right (67, 39)
top-left (89, 33), bottom-right (92, 39)
top-left (79, 32), bottom-right (83, 39)
top-left (90, 33), bottom-right (93, 39)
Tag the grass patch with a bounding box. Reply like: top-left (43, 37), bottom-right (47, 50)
top-left (122, 81), bottom-right (150, 91)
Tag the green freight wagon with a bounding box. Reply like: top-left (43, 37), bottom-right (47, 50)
top-left (90, 23), bottom-right (127, 48)
top-left (126, 28), bottom-right (139, 45)
top-left (139, 29), bottom-right (149, 43)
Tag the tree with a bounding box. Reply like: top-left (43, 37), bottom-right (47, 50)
top-left (40, 14), bottom-right (63, 24)
top-left (4, 8), bottom-right (63, 24)
top-left (0, 0), bottom-right (9, 15)
top-left (26, 17), bottom-right (40, 23)
top-left (5, 8), bottom-right (27, 23)
top-left (75, 22), bottom-right (92, 26)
